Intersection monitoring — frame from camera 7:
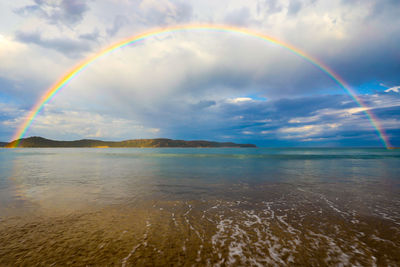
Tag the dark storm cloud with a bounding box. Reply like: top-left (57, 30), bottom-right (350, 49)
top-left (326, 31), bottom-right (400, 88)
top-left (316, 0), bottom-right (400, 88)
top-left (14, 0), bottom-right (89, 26)
top-left (15, 31), bottom-right (91, 57)
top-left (271, 95), bottom-right (354, 117)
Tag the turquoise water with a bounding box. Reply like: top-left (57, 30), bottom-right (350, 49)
top-left (0, 148), bottom-right (400, 265)
top-left (1, 148), bottom-right (399, 212)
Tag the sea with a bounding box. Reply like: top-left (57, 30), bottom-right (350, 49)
top-left (0, 148), bottom-right (399, 266)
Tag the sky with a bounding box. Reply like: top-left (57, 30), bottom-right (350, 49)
top-left (0, 0), bottom-right (399, 147)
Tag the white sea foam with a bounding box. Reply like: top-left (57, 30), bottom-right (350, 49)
top-left (121, 243), bottom-right (141, 267)
top-left (121, 219), bottom-right (152, 267)
top-left (171, 212), bottom-right (178, 226)
top-left (308, 230), bottom-right (351, 265)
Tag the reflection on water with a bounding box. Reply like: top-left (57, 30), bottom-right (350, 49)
top-left (0, 148), bottom-right (399, 265)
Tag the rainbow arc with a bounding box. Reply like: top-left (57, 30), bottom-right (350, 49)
top-left (10, 24), bottom-right (392, 148)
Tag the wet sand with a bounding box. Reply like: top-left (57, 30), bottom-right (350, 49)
top-left (1, 183), bottom-right (399, 266)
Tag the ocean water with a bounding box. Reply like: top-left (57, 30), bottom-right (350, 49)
top-left (0, 148), bottom-right (399, 265)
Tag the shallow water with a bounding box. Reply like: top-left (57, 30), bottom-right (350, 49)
top-left (0, 148), bottom-right (399, 265)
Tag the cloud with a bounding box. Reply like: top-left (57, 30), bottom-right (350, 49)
top-left (15, 31), bottom-right (92, 56)
top-left (0, 102), bottom-right (26, 141)
top-left (287, 0), bottom-right (302, 16)
top-left (8, 0), bottom-right (400, 93)
top-left (106, 15), bottom-right (129, 37)
top-left (228, 97), bottom-right (254, 103)
top-left (10, 105), bottom-right (163, 141)
top-left (0, 34), bottom-right (73, 104)
top-left (279, 123), bottom-right (340, 139)
top-left (79, 28), bottom-right (100, 41)
top-left (385, 86), bottom-right (400, 93)
top-left (192, 100), bottom-right (216, 110)
top-left (211, 92), bottom-right (400, 145)
top-left (138, 0), bottom-right (193, 25)
top-left (367, 0), bottom-right (400, 20)
top-left (264, 0), bottom-right (283, 14)
top-left (14, 0), bottom-right (89, 26)
top-left (224, 7), bottom-right (253, 26)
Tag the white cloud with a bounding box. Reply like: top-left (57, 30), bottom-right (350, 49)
top-left (260, 130), bottom-right (272, 134)
top-left (21, 107), bottom-right (163, 140)
top-left (385, 86), bottom-right (400, 93)
top-left (279, 123), bottom-right (340, 139)
top-left (228, 97), bottom-right (253, 103)
top-left (288, 116), bottom-right (318, 124)
top-left (0, 33), bottom-right (74, 96)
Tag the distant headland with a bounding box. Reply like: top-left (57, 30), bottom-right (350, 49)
top-left (2, 136), bottom-right (256, 148)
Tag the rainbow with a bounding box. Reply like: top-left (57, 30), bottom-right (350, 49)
top-left (10, 24), bottom-right (392, 148)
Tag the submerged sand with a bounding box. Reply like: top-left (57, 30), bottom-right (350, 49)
top-left (1, 183), bottom-right (399, 266)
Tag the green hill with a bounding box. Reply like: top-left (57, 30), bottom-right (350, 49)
top-left (5, 136), bottom-right (256, 148)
